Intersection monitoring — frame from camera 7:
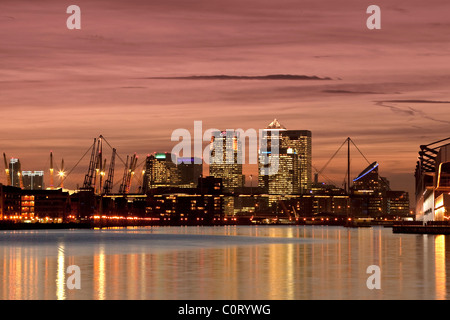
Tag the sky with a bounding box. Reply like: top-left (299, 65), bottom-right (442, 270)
top-left (1, 0), bottom-right (450, 204)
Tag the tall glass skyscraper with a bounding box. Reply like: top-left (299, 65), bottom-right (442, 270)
top-left (258, 119), bottom-right (312, 195)
top-left (209, 130), bottom-right (244, 192)
top-left (9, 158), bottom-right (22, 188)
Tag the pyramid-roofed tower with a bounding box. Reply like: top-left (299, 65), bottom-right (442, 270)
top-left (265, 118), bottom-right (287, 130)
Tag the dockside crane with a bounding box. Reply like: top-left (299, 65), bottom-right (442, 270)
top-left (49, 151), bottom-right (54, 189)
top-left (119, 155), bottom-right (129, 194)
top-left (83, 138), bottom-right (99, 190)
top-left (3, 153), bottom-right (11, 186)
top-left (103, 148), bottom-right (116, 195)
top-left (119, 153), bottom-right (138, 194)
top-left (127, 154), bottom-right (138, 193)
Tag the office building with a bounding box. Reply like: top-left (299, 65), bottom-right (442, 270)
top-left (9, 158), bottom-right (22, 188)
top-left (142, 153), bottom-right (180, 192)
top-left (177, 157), bottom-right (203, 187)
top-left (209, 130), bottom-right (244, 192)
top-left (22, 171), bottom-right (44, 190)
top-left (258, 119), bottom-right (312, 195)
top-left (350, 161), bottom-right (410, 218)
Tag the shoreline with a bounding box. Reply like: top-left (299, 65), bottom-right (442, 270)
top-left (0, 219), bottom-right (396, 230)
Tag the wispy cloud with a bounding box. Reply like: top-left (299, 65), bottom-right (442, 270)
top-left (142, 74), bottom-right (333, 80)
top-left (323, 90), bottom-right (381, 94)
top-left (379, 99), bottom-right (450, 103)
top-left (375, 101), bottom-right (450, 124)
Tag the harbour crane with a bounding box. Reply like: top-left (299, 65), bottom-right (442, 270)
top-left (3, 153), bottom-right (11, 186)
top-left (119, 153), bottom-right (138, 194)
top-left (49, 151), bottom-right (54, 189)
top-left (83, 138), bottom-right (100, 190)
top-left (103, 148), bottom-right (116, 195)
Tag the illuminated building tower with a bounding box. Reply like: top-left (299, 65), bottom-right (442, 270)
top-left (258, 119), bottom-right (312, 195)
top-left (177, 157), bottom-right (203, 187)
top-left (209, 130), bottom-right (244, 192)
top-left (22, 171), bottom-right (44, 190)
top-left (9, 158), bottom-right (22, 188)
top-left (142, 153), bottom-right (179, 192)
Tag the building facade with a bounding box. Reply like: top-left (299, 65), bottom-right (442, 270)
top-left (415, 141), bottom-right (450, 221)
top-left (142, 153), bottom-right (180, 192)
top-left (9, 158), bottom-right (22, 188)
top-left (258, 119), bottom-right (312, 195)
top-left (177, 157), bottom-right (203, 187)
top-left (209, 130), bottom-right (244, 192)
top-left (22, 171), bottom-right (44, 190)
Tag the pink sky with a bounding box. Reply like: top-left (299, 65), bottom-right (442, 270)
top-left (1, 0), bottom-right (450, 201)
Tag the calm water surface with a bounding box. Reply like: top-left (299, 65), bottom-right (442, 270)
top-left (0, 225), bottom-right (449, 300)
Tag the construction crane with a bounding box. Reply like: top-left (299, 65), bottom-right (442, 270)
top-left (49, 151), bottom-right (54, 189)
top-left (3, 153), bottom-right (11, 186)
top-left (103, 148), bottom-right (116, 195)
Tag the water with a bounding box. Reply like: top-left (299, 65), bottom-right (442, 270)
top-left (0, 225), bottom-right (448, 300)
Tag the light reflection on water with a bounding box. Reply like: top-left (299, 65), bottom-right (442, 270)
top-left (0, 225), bottom-right (449, 300)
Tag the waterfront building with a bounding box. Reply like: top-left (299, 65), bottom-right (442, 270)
top-left (351, 161), bottom-right (410, 218)
top-left (146, 193), bottom-right (223, 223)
top-left (386, 191), bottom-right (410, 216)
top-left (21, 189), bottom-right (69, 221)
top-left (258, 119), bottom-right (312, 195)
top-left (415, 140), bottom-right (450, 221)
top-left (0, 184), bottom-right (21, 219)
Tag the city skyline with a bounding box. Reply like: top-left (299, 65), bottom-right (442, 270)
top-left (2, 0), bottom-right (450, 203)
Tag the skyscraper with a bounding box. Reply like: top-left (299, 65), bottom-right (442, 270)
top-left (258, 119), bottom-right (312, 195)
top-left (142, 153), bottom-right (180, 192)
top-left (22, 171), bottom-right (44, 190)
top-left (177, 157), bottom-right (203, 187)
top-left (9, 158), bottom-right (22, 188)
top-left (209, 130), bottom-right (244, 192)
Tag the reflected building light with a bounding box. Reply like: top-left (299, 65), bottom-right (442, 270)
top-left (95, 244), bottom-right (106, 300)
top-left (56, 244), bottom-right (66, 300)
top-left (435, 235), bottom-right (446, 300)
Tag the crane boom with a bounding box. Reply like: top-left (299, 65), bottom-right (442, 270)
top-left (126, 154), bottom-right (138, 194)
top-left (119, 155), bottom-right (129, 194)
top-left (3, 153), bottom-right (11, 186)
top-left (103, 148), bottom-right (116, 195)
top-left (83, 138), bottom-right (98, 189)
top-left (49, 151), bottom-right (54, 189)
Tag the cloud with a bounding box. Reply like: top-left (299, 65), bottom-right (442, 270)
top-left (322, 90), bottom-right (381, 94)
top-left (142, 74), bottom-right (333, 80)
top-left (375, 101), bottom-right (450, 124)
top-left (379, 99), bottom-right (450, 103)
top-left (375, 101), bottom-right (416, 116)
